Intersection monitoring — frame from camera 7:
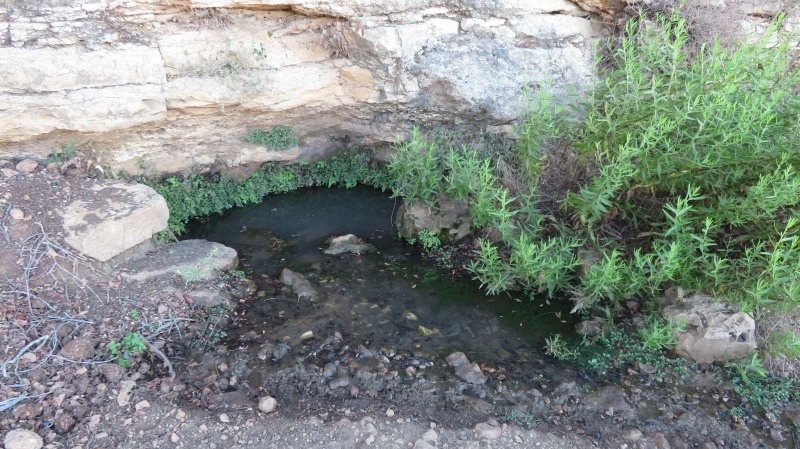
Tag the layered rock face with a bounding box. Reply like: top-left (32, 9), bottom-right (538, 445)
top-left (0, 0), bottom-right (610, 175)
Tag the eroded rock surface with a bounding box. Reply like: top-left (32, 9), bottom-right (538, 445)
top-left (396, 196), bottom-right (471, 241)
top-left (59, 181), bottom-right (169, 262)
top-left (121, 240), bottom-right (238, 282)
top-left (0, 0), bottom-right (596, 175)
top-left (280, 267), bottom-right (321, 301)
top-left (662, 293), bottom-right (757, 364)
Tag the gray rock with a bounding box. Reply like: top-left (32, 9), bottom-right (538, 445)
top-left (8, 208), bottom-right (24, 220)
top-left (473, 422), bottom-right (502, 440)
top-left (185, 289), bottom-right (233, 308)
top-left (58, 337), bottom-right (97, 361)
top-left (121, 240), bottom-right (237, 282)
top-left (396, 195), bottom-right (472, 241)
top-left (323, 234), bottom-right (375, 255)
top-left (59, 180), bottom-right (168, 262)
top-left (1, 168), bottom-right (19, 178)
top-left (575, 317), bottom-right (604, 337)
top-left (662, 293), bottom-right (757, 364)
top-left (279, 268), bottom-right (321, 301)
top-left (455, 362), bottom-right (488, 385)
top-left (622, 428), bottom-right (643, 442)
top-left (4, 429), bottom-right (43, 449)
top-left (258, 396), bottom-right (277, 414)
top-left (329, 376), bottom-right (351, 390)
top-left (583, 386), bottom-right (630, 414)
top-left (784, 408), bottom-right (800, 427)
top-left (413, 440), bottom-right (435, 449)
top-left (446, 352), bottom-right (470, 367)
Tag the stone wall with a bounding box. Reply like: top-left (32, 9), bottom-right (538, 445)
top-left (0, 0), bottom-right (793, 175)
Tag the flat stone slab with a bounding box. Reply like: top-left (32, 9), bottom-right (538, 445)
top-left (121, 240), bottom-right (237, 282)
top-left (59, 180), bottom-right (168, 262)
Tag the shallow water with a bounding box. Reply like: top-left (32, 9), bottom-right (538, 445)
top-left (184, 186), bottom-right (576, 362)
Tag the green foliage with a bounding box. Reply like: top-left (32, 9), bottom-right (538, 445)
top-left (416, 230), bottom-right (441, 254)
top-left (107, 332), bottom-right (147, 368)
top-left (638, 315), bottom-right (685, 351)
top-left (142, 150), bottom-right (392, 237)
top-left (241, 125), bottom-right (301, 150)
top-left (726, 353), bottom-right (767, 384)
top-left (544, 334), bottom-right (577, 360)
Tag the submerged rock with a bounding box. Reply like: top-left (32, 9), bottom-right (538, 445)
top-left (662, 293), bottom-right (757, 364)
top-left (323, 234), bottom-right (375, 255)
top-left (446, 352), bottom-right (487, 385)
top-left (280, 268), bottom-right (321, 301)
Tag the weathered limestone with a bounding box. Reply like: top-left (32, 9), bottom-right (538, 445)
top-left (662, 293), bottom-right (757, 364)
top-left (59, 181), bottom-right (169, 262)
top-left (3, 429), bottom-right (43, 449)
top-left (396, 196), bottom-right (471, 241)
top-left (324, 234), bottom-right (376, 255)
top-left (121, 240), bottom-right (238, 282)
top-left (0, 0), bottom-right (597, 175)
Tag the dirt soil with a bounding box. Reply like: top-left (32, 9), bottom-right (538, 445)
top-left (1, 158), bottom-right (799, 449)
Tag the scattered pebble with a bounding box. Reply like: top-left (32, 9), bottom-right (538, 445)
top-left (386, 408), bottom-right (395, 417)
top-left (4, 429), bottom-right (43, 449)
top-left (219, 413), bottom-right (230, 423)
top-left (9, 208), bottom-right (24, 220)
top-left (258, 396), bottom-right (277, 414)
top-left (15, 159), bottom-right (39, 174)
top-left (474, 422), bottom-right (503, 440)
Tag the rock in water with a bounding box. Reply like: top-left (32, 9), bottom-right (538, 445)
top-left (279, 268), bottom-right (321, 301)
top-left (4, 429), bottom-right (43, 449)
top-left (324, 234), bottom-right (375, 255)
top-left (446, 352), bottom-right (487, 384)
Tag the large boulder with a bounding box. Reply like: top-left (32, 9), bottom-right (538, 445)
top-left (396, 195), bottom-right (472, 241)
top-left (662, 293), bottom-right (757, 364)
top-left (59, 181), bottom-right (169, 262)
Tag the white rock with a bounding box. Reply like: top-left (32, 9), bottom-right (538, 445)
top-left (8, 208), bottom-right (24, 220)
top-left (59, 181), bottom-right (168, 262)
top-left (4, 429), bottom-right (43, 449)
top-left (386, 408), bottom-right (395, 417)
top-left (474, 422), bottom-right (503, 440)
top-left (219, 413), bottom-right (230, 423)
top-left (258, 396), bottom-right (277, 413)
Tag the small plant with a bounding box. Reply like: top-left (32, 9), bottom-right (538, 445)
top-left (544, 334), bottom-right (577, 360)
top-left (499, 408), bottom-right (540, 428)
top-left (108, 332), bottom-right (148, 368)
top-left (175, 247), bottom-right (219, 285)
top-left (48, 141), bottom-right (78, 163)
top-left (638, 315), bottom-right (685, 351)
top-left (417, 230), bottom-right (441, 254)
top-left (130, 309), bottom-right (140, 321)
top-left (241, 125), bottom-right (300, 150)
top-left (726, 353), bottom-right (767, 384)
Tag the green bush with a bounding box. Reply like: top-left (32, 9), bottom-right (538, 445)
top-left (241, 125), bottom-right (301, 150)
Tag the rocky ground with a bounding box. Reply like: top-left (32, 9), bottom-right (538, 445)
top-left (1, 157), bottom-right (799, 449)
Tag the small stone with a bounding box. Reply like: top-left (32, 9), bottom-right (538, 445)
top-left (170, 433), bottom-right (180, 443)
top-left (15, 159), bottom-right (39, 174)
top-left (418, 325), bottom-right (438, 337)
top-left (1, 168), bottom-right (19, 178)
top-left (474, 422), bottom-right (503, 440)
top-left (622, 428), bottom-right (643, 442)
top-left (219, 413), bottom-right (230, 423)
top-left (258, 396), bottom-right (277, 414)
top-left (784, 408), bottom-right (800, 427)
top-left (422, 429), bottom-right (438, 442)
top-left (134, 400), bottom-right (150, 411)
top-left (769, 428), bottom-right (785, 442)
top-left (386, 408), bottom-right (395, 417)
top-left (4, 429), bottom-right (43, 449)
top-left (59, 338), bottom-right (97, 362)
top-left (9, 208), bottom-right (24, 220)
top-left (300, 330), bottom-right (315, 340)
top-left (454, 362), bottom-right (488, 384)
top-left (329, 376), bottom-right (350, 390)
top-left (53, 414), bottom-right (76, 434)
top-left (446, 352), bottom-right (470, 367)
